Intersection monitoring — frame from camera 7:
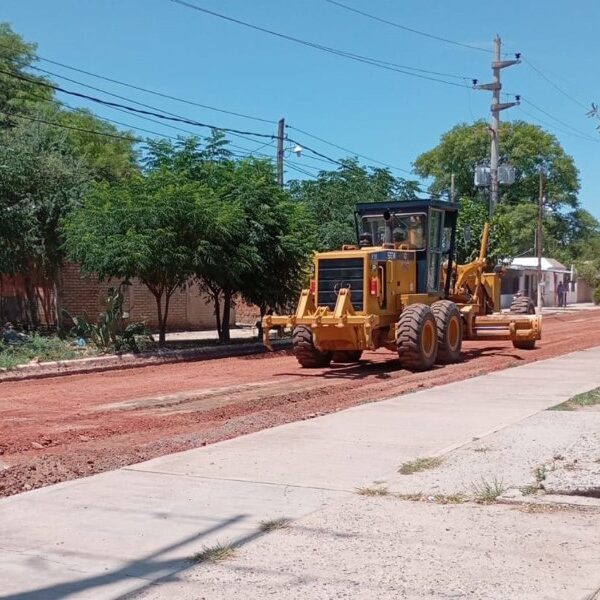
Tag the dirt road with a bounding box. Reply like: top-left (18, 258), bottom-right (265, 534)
top-left (2, 310), bottom-right (600, 497)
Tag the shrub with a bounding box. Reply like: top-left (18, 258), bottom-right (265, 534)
top-left (594, 286), bottom-right (600, 305)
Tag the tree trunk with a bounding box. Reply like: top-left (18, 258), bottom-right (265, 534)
top-left (153, 290), bottom-right (166, 346)
top-left (53, 268), bottom-right (64, 334)
top-left (22, 273), bottom-right (39, 330)
top-left (212, 291), bottom-right (223, 341)
top-left (161, 289), bottom-right (173, 347)
top-left (221, 288), bottom-right (232, 343)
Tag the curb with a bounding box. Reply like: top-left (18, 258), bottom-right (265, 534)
top-left (0, 339), bottom-right (292, 383)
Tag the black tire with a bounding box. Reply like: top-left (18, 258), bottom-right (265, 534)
top-left (513, 339), bottom-right (536, 350)
top-left (510, 296), bottom-right (535, 315)
top-left (332, 350), bottom-right (363, 363)
top-left (396, 304), bottom-right (438, 372)
top-left (292, 326), bottom-right (332, 368)
top-left (510, 296), bottom-right (537, 349)
top-left (431, 300), bottom-right (463, 364)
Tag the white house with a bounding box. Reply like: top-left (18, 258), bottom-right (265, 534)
top-left (500, 257), bottom-right (576, 308)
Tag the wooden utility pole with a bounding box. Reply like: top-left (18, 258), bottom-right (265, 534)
top-left (536, 169), bottom-right (544, 313)
top-left (276, 118), bottom-right (285, 187)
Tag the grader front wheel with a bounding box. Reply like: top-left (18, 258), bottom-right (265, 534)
top-left (292, 326), bottom-right (333, 368)
top-left (432, 300), bottom-right (463, 364)
top-left (396, 304), bottom-right (438, 372)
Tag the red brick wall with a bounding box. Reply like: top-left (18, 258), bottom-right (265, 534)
top-left (60, 263), bottom-right (226, 331)
top-left (235, 298), bottom-right (261, 325)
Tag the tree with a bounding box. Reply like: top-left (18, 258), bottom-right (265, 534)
top-left (413, 120), bottom-right (596, 263)
top-left (0, 119), bottom-right (89, 326)
top-left (289, 160), bottom-right (420, 251)
top-left (62, 170), bottom-right (232, 345)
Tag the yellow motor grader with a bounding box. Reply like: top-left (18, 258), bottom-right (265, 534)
top-left (263, 199), bottom-right (541, 371)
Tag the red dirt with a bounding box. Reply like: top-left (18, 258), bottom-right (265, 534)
top-left (2, 310), bottom-right (600, 497)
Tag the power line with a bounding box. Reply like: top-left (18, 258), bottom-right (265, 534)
top-left (323, 0), bottom-right (493, 54)
top-left (286, 124), bottom-right (413, 174)
top-left (166, 0), bottom-right (474, 88)
top-left (0, 68), bottom-right (358, 168)
top-left (523, 57), bottom-right (589, 112)
top-left (520, 97), bottom-right (598, 142)
top-left (0, 40), bottom-right (276, 126)
top-left (517, 105), bottom-right (600, 144)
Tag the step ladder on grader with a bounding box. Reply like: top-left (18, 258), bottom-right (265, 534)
top-left (263, 199), bottom-right (541, 371)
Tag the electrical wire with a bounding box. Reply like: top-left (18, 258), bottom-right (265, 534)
top-left (520, 97), bottom-right (598, 142)
top-left (166, 0), bottom-right (474, 88)
top-left (523, 57), bottom-right (589, 112)
top-left (517, 105), bottom-right (600, 144)
top-left (323, 0), bottom-right (493, 54)
top-left (0, 40), bottom-right (276, 126)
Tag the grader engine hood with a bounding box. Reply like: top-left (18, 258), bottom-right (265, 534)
top-left (317, 256), bottom-right (365, 311)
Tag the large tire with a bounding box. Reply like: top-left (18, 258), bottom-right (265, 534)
top-left (332, 350), bottom-right (363, 363)
top-left (431, 300), bottom-right (463, 364)
top-left (396, 304), bottom-right (438, 371)
top-left (510, 296), bottom-right (535, 315)
top-left (510, 296), bottom-right (537, 350)
top-left (292, 326), bottom-right (332, 368)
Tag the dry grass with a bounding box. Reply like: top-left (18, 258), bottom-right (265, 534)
top-left (471, 475), bottom-right (506, 504)
top-left (398, 456), bottom-right (443, 475)
top-left (192, 542), bottom-right (236, 563)
top-left (356, 485), bottom-right (390, 496)
top-left (258, 518), bottom-right (291, 533)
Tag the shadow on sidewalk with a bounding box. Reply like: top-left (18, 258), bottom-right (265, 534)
top-left (1, 514), bottom-right (265, 600)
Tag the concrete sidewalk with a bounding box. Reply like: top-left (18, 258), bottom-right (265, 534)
top-left (1, 347), bottom-right (600, 599)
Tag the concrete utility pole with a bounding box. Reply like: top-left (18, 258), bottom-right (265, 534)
top-left (276, 118), bottom-right (285, 187)
top-left (537, 169), bottom-right (544, 313)
top-left (450, 173), bottom-right (456, 203)
top-left (474, 36), bottom-right (520, 215)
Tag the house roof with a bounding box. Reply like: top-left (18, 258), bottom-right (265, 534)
top-left (508, 257), bottom-right (570, 272)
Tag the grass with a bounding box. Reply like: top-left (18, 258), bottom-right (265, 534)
top-left (258, 518), bottom-right (291, 533)
top-left (520, 484), bottom-right (540, 496)
top-left (473, 446), bottom-right (493, 453)
top-left (398, 456), bottom-right (443, 475)
top-left (0, 334), bottom-right (91, 370)
top-left (356, 485), bottom-right (390, 496)
top-left (548, 387), bottom-right (600, 411)
top-left (192, 542), bottom-right (236, 563)
top-left (471, 475), bottom-right (506, 504)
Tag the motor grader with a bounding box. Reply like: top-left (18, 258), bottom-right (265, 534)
top-left (262, 199), bottom-right (541, 371)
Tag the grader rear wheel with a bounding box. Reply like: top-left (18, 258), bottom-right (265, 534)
top-left (431, 300), bottom-right (463, 364)
top-left (396, 304), bottom-right (438, 372)
top-left (510, 296), bottom-right (535, 315)
top-left (332, 350), bottom-right (363, 363)
top-left (509, 296), bottom-right (537, 349)
top-left (292, 326), bottom-right (333, 368)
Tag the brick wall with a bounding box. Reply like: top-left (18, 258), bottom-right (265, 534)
top-left (60, 263), bottom-right (227, 331)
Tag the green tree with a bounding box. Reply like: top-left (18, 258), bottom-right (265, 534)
top-left (63, 170), bottom-right (233, 345)
top-left (414, 120), bottom-right (596, 262)
top-left (289, 160), bottom-right (420, 251)
top-left (0, 119), bottom-right (89, 326)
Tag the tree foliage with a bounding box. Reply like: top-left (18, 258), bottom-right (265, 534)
top-left (289, 159), bottom-right (421, 251)
top-left (414, 120), bottom-right (599, 263)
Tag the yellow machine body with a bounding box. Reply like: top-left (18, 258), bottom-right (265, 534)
top-left (263, 200), bottom-right (541, 362)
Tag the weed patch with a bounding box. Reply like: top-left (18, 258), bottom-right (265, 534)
top-left (259, 518), bottom-right (291, 533)
top-left (356, 485), bottom-right (390, 496)
top-left (471, 476), bottom-right (506, 504)
top-left (398, 456), bottom-right (443, 475)
top-left (192, 542), bottom-right (235, 563)
top-left (548, 387), bottom-right (600, 411)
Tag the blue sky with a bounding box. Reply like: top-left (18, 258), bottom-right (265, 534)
top-left (4, 0), bottom-right (600, 217)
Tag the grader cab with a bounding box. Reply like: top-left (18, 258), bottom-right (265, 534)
top-left (263, 199), bottom-right (541, 371)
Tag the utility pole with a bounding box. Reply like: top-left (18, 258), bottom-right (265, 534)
top-left (536, 169), bottom-right (544, 313)
top-left (276, 117), bottom-right (285, 187)
top-left (450, 173), bottom-right (456, 203)
top-left (474, 36), bottom-right (520, 215)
